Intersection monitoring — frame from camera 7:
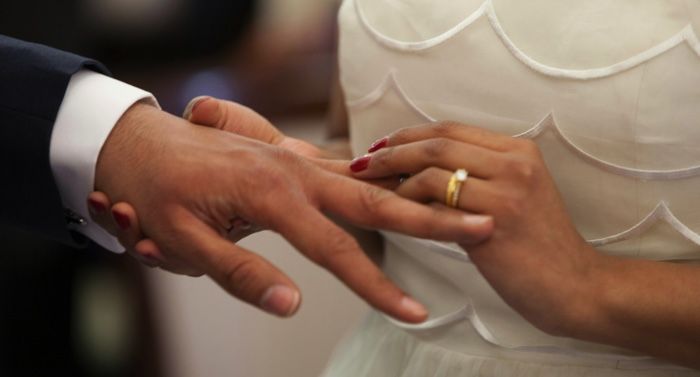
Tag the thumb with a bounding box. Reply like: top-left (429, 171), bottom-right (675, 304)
top-left (183, 96), bottom-right (284, 145)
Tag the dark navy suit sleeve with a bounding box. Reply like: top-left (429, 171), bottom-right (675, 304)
top-left (0, 34), bottom-right (109, 245)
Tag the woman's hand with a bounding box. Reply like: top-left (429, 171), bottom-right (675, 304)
top-left (350, 122), bottom-right (700, 369)
top-left (350, 121), bottom-right (605, 335)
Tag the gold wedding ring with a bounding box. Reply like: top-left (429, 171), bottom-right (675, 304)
top-left (445, 169), bottom-right (469, 208)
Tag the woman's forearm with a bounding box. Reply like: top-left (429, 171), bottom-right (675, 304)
top-left (348, 122), bottom-right (700, 370)
top-left (570, 255), bottom-right (700, 368)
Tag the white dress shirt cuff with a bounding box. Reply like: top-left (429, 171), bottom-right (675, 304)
top-left (50, 70), bottom-right (159, 253)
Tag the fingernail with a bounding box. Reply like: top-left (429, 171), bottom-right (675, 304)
top-left (113, 211), bottom-right (131, 230)
top-left (88, 198), bottom-right (106, 213)
top-left (260, 285), bottom-right (300, 317)
top-left (401, 297), bottom-right (428, 319)
top-left (350, 155), bottom-right (372, 173)
top-left (182, 96), bottom-right (212, 120)
top-left (463, 214), bottom-right (492, 226)
top-left (368, 137), bottom-right (389, 153)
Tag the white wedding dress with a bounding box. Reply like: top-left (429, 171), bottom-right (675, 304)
top-left (322, 0), bottom-right (700, 376)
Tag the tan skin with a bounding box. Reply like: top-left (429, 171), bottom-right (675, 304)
top-left (351, 122), bottom-right (700, 369)
top-left (93, 96), bottom-right (499, 321)
top-left (90, 99), bottom-right (495, 322)
top-left (90, 91), bottom-right (362, 262)
top-left (93, 87), bottom-right (700, 367)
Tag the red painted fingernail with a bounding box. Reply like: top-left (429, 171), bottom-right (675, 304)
top-left (88, 198), bottom-right (106, 213)
top-left (350, 155), bottom-right (372, 172)
top-left (368, 137), bottom-right (389, 153)
top-left (113, 211), bottom-right (131, 230)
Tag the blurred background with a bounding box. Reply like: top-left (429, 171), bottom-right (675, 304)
top-left (0, 1), bottom-right (368, 376)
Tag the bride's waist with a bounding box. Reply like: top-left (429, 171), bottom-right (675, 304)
top-left (380, 233), bottom-right (684, 369)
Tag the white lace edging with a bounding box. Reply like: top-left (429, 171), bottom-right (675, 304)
top-left (523, 114), bottom-right (700, 180)
top-left (382, 301), bottom-right (655, 363)
top-left (588, 201), bottom-right (700, 247)
top-left (348, 71), bottom-right (700, 180)
top-left (384, 195), bottom-right (700, 260)
top-left (346, 69), bottom-right (434, 120)
top-left (381, 232), bottom-right (676, 364)
top-left (353, 0), bottom-right (700, 80)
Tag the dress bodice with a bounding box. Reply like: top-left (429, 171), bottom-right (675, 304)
top-left (338, 0), bottom-right (700, 360)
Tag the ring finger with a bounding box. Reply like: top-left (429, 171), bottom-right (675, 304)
top-left (395, 167), bottom-right (499, 214)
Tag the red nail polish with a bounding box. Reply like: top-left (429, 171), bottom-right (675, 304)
top-left (350, 155), bottom-right (371, 172)
top-left (113, 211), bottom-right (131, 230)
top-left (88, 198), bottom-right (106, 213)
top-left (368, 137), bottom-right (389, 153)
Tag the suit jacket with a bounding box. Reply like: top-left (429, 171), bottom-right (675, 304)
top-left (0, 34), bottom-right (107, 245)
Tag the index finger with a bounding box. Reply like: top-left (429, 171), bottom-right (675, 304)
top-left (380, 122), bottom-right (517, 152)
top-left (310, 157), bottom-right (401, 189)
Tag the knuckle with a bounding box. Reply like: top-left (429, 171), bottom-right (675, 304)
top-left (433, 121), bottom-right (458, 136)
top-left (413, 167), bottom-right (443, 193)
top-left (389, 127), bottom-right (411, 144)
top-left (317, 231), bottom-right (359, 267)
top-left (503, 156), bottom-right (538, 183)
top-left (423, 166), bottom-right (445, 178)
top-left (515, 160), bottom-right (537, 181)
top-left (221, 257), bottom-right (260, 298)
top-left (269, 145), bottom-right (299, 165)
top-left (388, 127), bottom-right (416, 145)
top-left (423, 138), bottom-right (451, 160)
top-left (371, 146), bottom-right (395, 169)
top-left (238, 151), bottom-right (298, 194)
top-left (359, 185), bottom-right (394, 215)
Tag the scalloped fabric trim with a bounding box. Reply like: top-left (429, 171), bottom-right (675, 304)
top-left (353, 0), bottom-right (700, 80)
top-left (382, 300), bottom-right (654, 362)
top-left (348, 71), bottom-right (700, 180)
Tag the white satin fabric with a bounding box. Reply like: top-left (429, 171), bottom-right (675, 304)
top-left (323, 0), bottom-right (700, 375)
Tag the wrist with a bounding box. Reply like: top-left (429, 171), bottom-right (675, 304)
top-left (558, 249), bottom-right (618, 340)
top-left (94, 102), bottom-right (160, 197)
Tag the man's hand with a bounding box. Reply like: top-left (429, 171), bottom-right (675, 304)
top-left (89, 97), bottom-right (350, 262)
top-left (181, 96), bottom-right (324, 159)
top-left (92, 103), bottom-right (493, 321)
